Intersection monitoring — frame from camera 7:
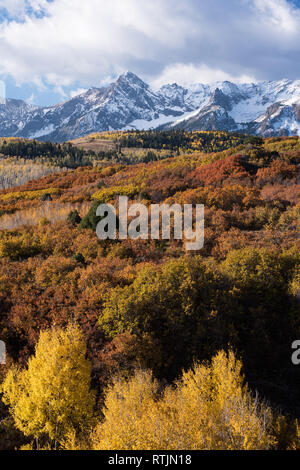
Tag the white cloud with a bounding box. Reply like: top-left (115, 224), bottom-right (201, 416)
top-left (254, 0), bottom-right (300, 33)
top-left (151, 64), bottom-right (257, 89)
top-left (70, 87), bottom-right (88, 98)
top-left (0, 0), bottom-right (26, 17)
top-left (0, 0), bottom-right (299, 93)
top-left (0, 0), bottom-right (49, 19)
top-left (25, 92), bottom-right (36, 104)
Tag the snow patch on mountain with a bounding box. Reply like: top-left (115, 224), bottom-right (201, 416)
top-left (0, 72), bottom-right (299, 141)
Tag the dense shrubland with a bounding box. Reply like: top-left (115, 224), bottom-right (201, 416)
top-left (0, 132), bottom-right (299, 450)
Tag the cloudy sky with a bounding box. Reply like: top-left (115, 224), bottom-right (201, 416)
top-left (0, 0), bottom-right (300, 105)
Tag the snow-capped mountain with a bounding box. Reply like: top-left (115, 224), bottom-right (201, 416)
top-left (169, 80), bottom-right (300, 136)
top-left (0, 72), bottom-right (299, 142)
top-left (0, 99), bottom-right (38, 137)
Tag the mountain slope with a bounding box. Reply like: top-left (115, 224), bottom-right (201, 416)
top-left (0, 73), bottom-right (299, 141)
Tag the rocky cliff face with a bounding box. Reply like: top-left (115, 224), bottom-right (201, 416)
top-left (0, 72), bottom-right (299, 141)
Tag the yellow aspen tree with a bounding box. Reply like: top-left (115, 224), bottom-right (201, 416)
top-left (171, 350), bottom-right (275, 450)
top-left (1, 324), bottom-right (95, 448)
top-left (91, 369), bottom-right (158, 450)
top-left (91, 350), bottom-right (275, 450)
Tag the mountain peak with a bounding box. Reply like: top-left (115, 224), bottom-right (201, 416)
top-left (117, 71), bottom-right (147, 87)
top-left (122, 70), bottom-right (139, 79)
top-left (209, 87), bottom-right (232, 111)
top-left (159, 82), bottom-right (186, 93)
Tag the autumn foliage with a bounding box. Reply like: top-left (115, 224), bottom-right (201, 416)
top-left (0, 131), bottom-right (299, 450)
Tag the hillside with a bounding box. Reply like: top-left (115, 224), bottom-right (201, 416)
top-left (0, 131), bottom-right (299, 450)
top-left (0, 131), bottom-right (262, 189)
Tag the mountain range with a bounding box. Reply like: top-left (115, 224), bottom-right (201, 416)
top-left (0, 71), bottom-right (299, 142)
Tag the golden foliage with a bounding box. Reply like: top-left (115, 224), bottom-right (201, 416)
top-left (0, 187), bottom-right (62, 202)
top-left (92, 184), bottom-right (140, 203)
top-left (91, 350), bottom-right (275, 450)
top-left (1, 324), bottom-right (95, 447)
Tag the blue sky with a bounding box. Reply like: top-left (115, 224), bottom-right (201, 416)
top-left (0, 0), bottom-right (299, 106)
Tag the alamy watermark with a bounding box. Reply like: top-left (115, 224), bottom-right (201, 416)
top-left (0, 80), bottom-right (6, 105)
top-left (0, 340), bottom-right (6, 365)
top-left (292, 341), bottom-right (300, 365)
top-left (96, 196), bottom-right (205, 251)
